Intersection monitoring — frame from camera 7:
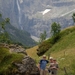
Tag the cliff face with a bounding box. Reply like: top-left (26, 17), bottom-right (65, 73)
top-left (0, 0), bottom-right (75, 38)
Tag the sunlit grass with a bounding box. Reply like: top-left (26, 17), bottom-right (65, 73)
top-left (26, 46), bottom-right (40, 63)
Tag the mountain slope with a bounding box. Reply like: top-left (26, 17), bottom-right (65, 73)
top-left (26, 26), bottom-right (75, 74)
top-left (5, 24), bottom-right (36, 46)
top-left (45, 26), bottom-right (75, 75)
top-left (0, 15), bottom-right (36, 46)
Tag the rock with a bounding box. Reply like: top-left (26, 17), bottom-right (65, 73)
top-left (0, 43), bottom-right (27, 55)
top-left (9, 44), bottom-right (27, 55)
top-left (13, 56), bottom-right (40, 75)
top-left (0, 43), bottom-right (9, 48)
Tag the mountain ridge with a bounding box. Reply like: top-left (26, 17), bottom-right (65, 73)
top-left (0, 0), bottom-right (75, 38)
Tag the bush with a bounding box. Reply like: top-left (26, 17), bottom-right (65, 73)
top-left (37, 34), bottom-right (61, 56)
top-left (50, 34), bottom-right (60, 44)
top-left (37, 41), bottom-right (52, 56)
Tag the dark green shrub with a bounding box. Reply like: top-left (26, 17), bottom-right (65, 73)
top-left (37, 41), bottom-right (52, 56)
top-left (50, 34), bottom-right (60, 44)
top-left (37, 34), bottom-right (61, 56)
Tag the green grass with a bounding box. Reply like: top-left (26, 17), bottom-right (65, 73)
top-left (26, 26), bottom-right (75, 75)
top-left (45, 26), bottom-right (75, 75)
top-left (46, 31), bottom-right (75, 54)
top-left (26, 46), bottom-right (40, 63)
top-left (0, 47), bottom-right (9, 63)
top-left (0, 47), bottom-right (24, 74)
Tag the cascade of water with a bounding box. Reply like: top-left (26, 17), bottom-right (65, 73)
top-left (17, 0), bottom-right (21, 24)
top-left (16, 0), bottom-right (23, 30)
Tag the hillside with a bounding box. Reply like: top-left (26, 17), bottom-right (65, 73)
top-left (46, 26), bottom-right (75, 75)
top-left (26, 26), bottom-right (75, 75)
top-left (0, 14), bottom-right (36, 46)
top-left (5, 24), bottom-right (36, 46)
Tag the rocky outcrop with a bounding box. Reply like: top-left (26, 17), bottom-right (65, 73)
top-left (0, 43), bottom-right (39, 75)
top-left (13, 56), bottom-right (40, 75)
top-left (9, 44), bottom-right (27, 55)
top-left (0, 43), bottom-right (27, 55)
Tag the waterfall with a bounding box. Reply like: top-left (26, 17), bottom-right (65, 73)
top-left (16, 0), bottom-right (21, 24)
top-left (17, 0), bottom-right (20, 12)
top-left (16, 0), bottom-right (23, 30)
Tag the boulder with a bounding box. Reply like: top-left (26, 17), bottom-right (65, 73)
top-left (13, 56), bottom-right (40, 75)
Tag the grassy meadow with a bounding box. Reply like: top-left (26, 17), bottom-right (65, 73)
top-left (26, 26), bottom-right (75, 75)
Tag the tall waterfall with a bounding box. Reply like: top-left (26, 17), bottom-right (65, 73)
top-left (16, 0), bottom-right (23, 30)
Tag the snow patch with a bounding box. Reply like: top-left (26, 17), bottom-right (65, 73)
top-left (40, 9), bottom-right (51, 15)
